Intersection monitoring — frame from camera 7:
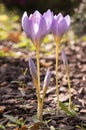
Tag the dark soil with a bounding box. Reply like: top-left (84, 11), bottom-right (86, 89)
top-left (0, 40), bottom-right (86, 130)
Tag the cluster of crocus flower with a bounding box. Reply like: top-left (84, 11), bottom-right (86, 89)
top-left (22, 9), bottom-right (71, 120)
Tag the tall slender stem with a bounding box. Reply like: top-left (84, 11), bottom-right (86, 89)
top-left (66, 67), bottom-right (71, 110)
top-left (42, 86), bottom-right (47, 109)
top-left (56, 40), bottom-right (60, 113)
top-left (37, 99), bottom-right (43, 121)
top-left (36, 47), bottom-right (40, 101)
top-left (36, 46), bottom-right (43, 120)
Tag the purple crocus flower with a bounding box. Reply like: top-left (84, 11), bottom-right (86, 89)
top-left (51, 13), bottom-right (70, 39)
top-left (22, 10), bottom-right (53, 48)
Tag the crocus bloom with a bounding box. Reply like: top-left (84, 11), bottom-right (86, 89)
top-left (51, 13), bottom-right (70, 39)
top-left (22, 10), bottom-right (53, 48)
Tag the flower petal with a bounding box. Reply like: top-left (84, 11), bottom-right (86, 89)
top-left (55, 13), bottom-right (63, 23)
top-left (43, 9), bottom-right (53, 32)
top-left (58, 17), bottom-right (70, 37)
top-left (22, 11), bottom-right (35, 41)
top-left (64, 15), bottom-right (70, 27)
top-left (37, 16), bottom-right (47, 40)
top-left (30, 11), bottom-right (42, 35)
top-left (51, 13), bottom-right (63, 36)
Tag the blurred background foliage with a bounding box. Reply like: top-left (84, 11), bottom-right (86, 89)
top-left (0, 0), bottom-right (86, 57)
top-left (72, 0), bottom-right (86, 35)
top-left (2, 0), bottom-right (81, 15)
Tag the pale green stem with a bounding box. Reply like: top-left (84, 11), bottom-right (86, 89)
top-left (41, 86), bottom-right (47, 108)
top-left (56, 42), bottom-right (60, 113)
top-left (42, 87), bottom-right (47, 104)
top-left (36, 46), bottom-right (43, 121)
top-left (66, 66), bottom-right (72, 110)
top-left (37, 99), bottom-right (43, 121)
top-left (36, 47), bottom-right (40, 101)
top-left (37, 87), bottom-right (47, 121)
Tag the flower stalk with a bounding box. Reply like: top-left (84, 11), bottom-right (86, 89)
top-left (62, 50), bottom-right (72, 110)
top-left (29, 56), bottom-right (42, 120)
top-left (35, 46), bottom-right (42, 120)
top-left (30, 45), bottom-right (51, 121)
top-left (66, 66), bottom-right (71, 110)
top-left (51, 13), bottom-right (70, 113)
top-left (55, 37), bottom-right (61, 113)
top-left (36, 46), bottom-right (40, 101)
top-left (37, 98), bottom-right (43, 121)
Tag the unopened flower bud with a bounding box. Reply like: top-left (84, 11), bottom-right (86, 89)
top-left (44, 69), bottom-right (51, 88)
top-left (62, 50), bottom-right (68, 66)
top-left (29, 58), bottom-right (38, 84)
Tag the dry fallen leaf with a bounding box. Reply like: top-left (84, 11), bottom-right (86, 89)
top-left (29, 122), bottom-right (40, 130)
top-left (3, 47), bottom-right (10, 52)
top-left (21, 125), bottom-right (27, 130)
top-left (7, 31), bottom-right (20, 43)
top-left (0, 106), bottom-right (5, 114)
top-left (14, 125), bottom-right (27, 130)
top-left (14, 127), bottom-right (19, 130)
